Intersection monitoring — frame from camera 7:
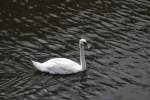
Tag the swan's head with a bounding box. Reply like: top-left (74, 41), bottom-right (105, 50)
top-left (79, 39), bottom-right (87, 47)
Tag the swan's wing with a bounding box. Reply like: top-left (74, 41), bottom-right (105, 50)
top-left (44, 58), bottom-right (81, 74)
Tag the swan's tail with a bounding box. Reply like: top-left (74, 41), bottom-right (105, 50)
top-left (31, 60), bottom-right (47, 72)
top-left (31, 60), bottom-right (39, 66)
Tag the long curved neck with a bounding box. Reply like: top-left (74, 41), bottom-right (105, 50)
top-left (80, 46), bottom-right (86, 70)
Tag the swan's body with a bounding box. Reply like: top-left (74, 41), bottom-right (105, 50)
top-left (32, 39), bottom-right (87, 74)
top-left (32, 58), bottom-right (81, 74)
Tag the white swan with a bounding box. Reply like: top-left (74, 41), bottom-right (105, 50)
top-left (31, 39), bottom-right (88, 74)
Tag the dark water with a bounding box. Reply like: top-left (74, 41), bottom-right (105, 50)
top-left (0, 0), bottom-right (150, 100)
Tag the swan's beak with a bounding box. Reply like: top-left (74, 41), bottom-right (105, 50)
top-left (87, 43), bottom-right (91, 49)
top-left (84, 42), bottom-right (91, 49)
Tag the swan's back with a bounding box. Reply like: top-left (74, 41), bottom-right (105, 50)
top-left (43, 58), bottom-right (82, 74)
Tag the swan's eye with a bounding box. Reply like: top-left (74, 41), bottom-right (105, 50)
top-left (82, 41), bottom-right (87, 46)
top-left (79, 39), bottom-right (87, 47)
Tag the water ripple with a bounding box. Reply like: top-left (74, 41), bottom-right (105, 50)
top-left (0, 0), bottom-right (150, 100)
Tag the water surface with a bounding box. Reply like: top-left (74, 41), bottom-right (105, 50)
top-left (0, 0), bottom-right (150, 100)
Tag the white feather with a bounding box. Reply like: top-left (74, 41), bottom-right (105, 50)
top-left (32, 39), bottom-right (87, 74)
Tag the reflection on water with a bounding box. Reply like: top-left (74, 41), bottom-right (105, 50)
top-left (0, 0), bottom-right (150, 100)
